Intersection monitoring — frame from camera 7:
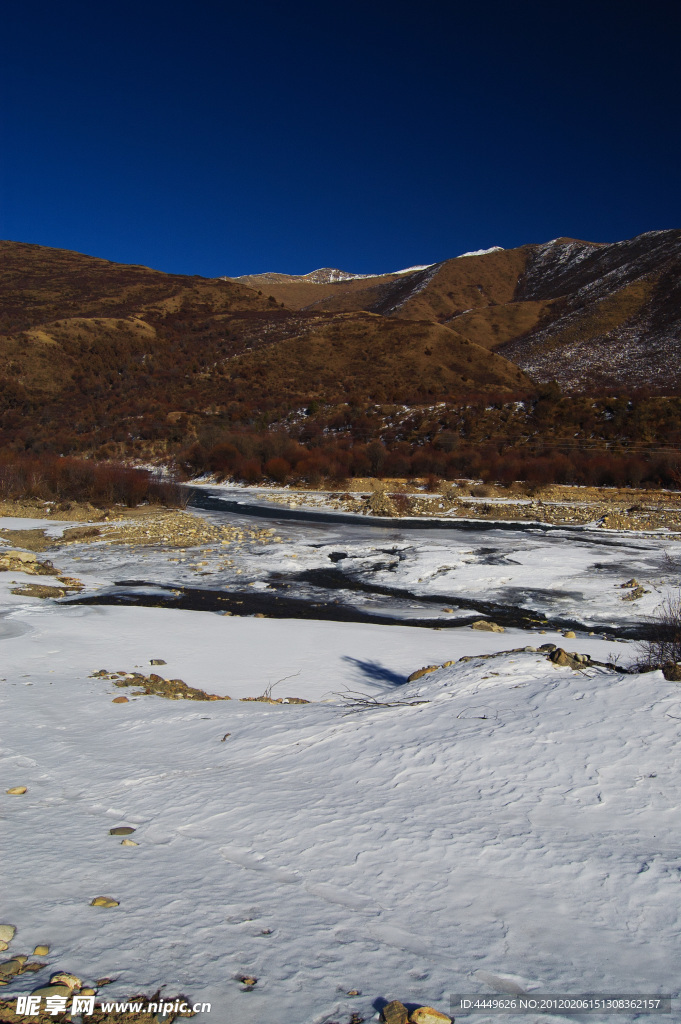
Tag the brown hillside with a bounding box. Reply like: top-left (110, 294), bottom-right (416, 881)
top-left (0, 242), bottom-right (532, 460)
top-left (446, 299), bottom-right (555, 350)
top-left (233, 248), bottom-right (535, 342)
top-left (0, 240), bottom-right (270, 331)
top-left (229, 269), bottom-right (412, 313)
top-left (220, 313), bottom-right (529, 405)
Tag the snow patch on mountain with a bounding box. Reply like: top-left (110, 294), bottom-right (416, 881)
top-left (456, 246), bottom-right (504, 258)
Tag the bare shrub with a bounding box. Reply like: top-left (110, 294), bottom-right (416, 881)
top-left (636, 591), bottom-right (681, 671)
top-left (389, 491), bottom-right (414, 515)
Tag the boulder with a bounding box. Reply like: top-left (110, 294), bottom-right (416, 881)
top-left (471, 620), bottom-right (505, 632)
top-left (549, 648), bottom-right (582, 669)
top-left (407, 665), bottom-right (440, 682)
top-left (410, 1008), bottom-right (452, 1024)
top-left (382, 1001), bottom-right (409, 1024)
top-left (30, 984), bottom-right (72, 999)
top-left (0, 927), bottom-right (15, 944)
top-left (50, 972), bottom-right (81, 991)
top-left (663, 663), bottom-right (681, 681)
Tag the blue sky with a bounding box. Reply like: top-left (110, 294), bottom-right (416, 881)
top-left (2, 1), bottom-right (679, 277)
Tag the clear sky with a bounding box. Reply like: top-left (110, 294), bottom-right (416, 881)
top-left (2, 0), bottom-right (679, 278)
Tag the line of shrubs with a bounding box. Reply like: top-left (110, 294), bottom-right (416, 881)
top-left (0, 453), bottom-right (185, 508)
top-left (178, 436), bottom-right (681, 491)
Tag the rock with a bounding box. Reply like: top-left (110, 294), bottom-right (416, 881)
top-left (549, 648), bottom-right (582, 669)
top-left (150, 659), bottom-right (166, 665)
top-left (407, 664), bottom-right (440, 682)
top-left (620, 578), bottom-right (639, 588)
top-left (5, 786), bottom-right (27, 795)
top-left (1, 549), bottom-right (37, 563)
top-left (112, 696), bottom-right (129, 703)
top-left (0, 956), bottom-right (27, 977)
top-left (282, 696), bottom-right (310, 704)
top-left (442, 607), bottom-right (454, 613)
top-left (237, 975), bottom-right (257, 987)
top-left (0, 927), bottom-right (15, 944)
top-left (410, 1008), bottom-right (452, 1024)
top-left (33, 945), bottom-right (49, 956)
top-left (30, 983), bottom-right (72, 999)
top-left (382, 1000), bottom-right (409, 1024)
top-left (538, 643), bottom-right (556, 651)
top-left (90, 896), bottom-right (119, 908)
top-left (622, 585), bottom-right (648, 601)
top-left (80, 988), bottom-right (96, 996)
top-left (109, 826), bottom-right (136, 835)
top-left (121, 839), bottom-right (139, 846)
top-left (663, 663), bottom-right (681, 681)
top-left (0, 942), bottom-right (7, 952)
top-left (563, 630), bottom-right (576, 639)
top-left (471, 619), bottom-right (505, 632)
top-left (50, 972), bottom-right (81, 991)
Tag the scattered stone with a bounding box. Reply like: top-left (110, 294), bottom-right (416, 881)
top-left (382, 1000), bottom-right (409, 1024)
top-left (282, 696), bottom-right (310, 704)
top-left (410, 1008), bottom-right (452, 1024)
top-left (549, 648), bottom-right (583, 669)
top-left (121, 839), bottom-right (139, 846)
top-left (94, 668), bottom-right (230, 702)
top-left (109, 826), bottom-right (136, 835)
top-left (5, 786), bottom-right (27, 795)
top-left (407, 665), bottom-right (439, 682)
top-left (237, 975), bottom-right (257, 987)
top-left (33, 946), bottom-right (49, 956)
top-left (90, 896), bottom-right (119, 908)
top-left (622, 585), bottom-right (648, 601)
top-left (348, 989), bottom-right (361, 996)
top-left (30, 983), bottom-right (72, 999)
top-left (95, 977), bottom-right (115, 986)
top-left (538, 643), bottom-right (556, 651)
top-left (620, 578), bottom-right (639, 588)
top-left (50, 972), bottom-right (81, 991)
top-left (0, 943), bottom-right (7, 953)
top-left (442, 607), bottom-right (454, 613)
top-left (563, 630), bottom-right (576, 639)
top-left (471, 619), bottom-right (505, 632)
top-left (150, 658), bottom-right (166, 665)
top-left (80, 988), bottom-right (96, 996)
top-left (0, 927), bottom-right (15, 944)
top-left (112, 696), bottom-right (129, 703)
top-left (0, 960), bottom-right (22, 978)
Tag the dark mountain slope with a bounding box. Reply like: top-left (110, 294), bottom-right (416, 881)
top-left (501, 229), bottom-right (681, 392)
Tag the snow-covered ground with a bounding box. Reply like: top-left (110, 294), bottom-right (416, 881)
top-left (1, 498), bottom-right (680, 1022)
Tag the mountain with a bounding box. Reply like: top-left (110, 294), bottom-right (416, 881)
top-left (0, 241), bottom-right (530, 461)
top-left (232, 230), bottom-right (681, 393)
